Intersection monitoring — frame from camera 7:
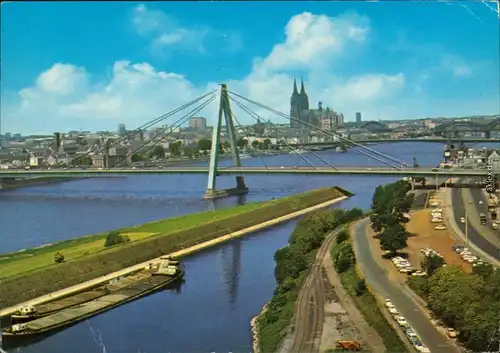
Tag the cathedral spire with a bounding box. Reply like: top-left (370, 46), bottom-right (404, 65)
top-left (300, 76), bottom-right (306, 95)
top-left (293, 76), bottom-right (298, 94)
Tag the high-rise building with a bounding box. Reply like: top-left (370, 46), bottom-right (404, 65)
top-left (53, 132), bottom-right (61, 151)
top-left (188, 117), bottom-right (207, 131)
top-left (356, 112), bottom-right (362, 126)
top-left (117, 123), bottom-right (127, 136)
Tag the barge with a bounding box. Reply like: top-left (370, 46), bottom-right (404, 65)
top-left (10, 270), bottom-right (152, 323)
top-left (2, 257), bottom-right (184, 340)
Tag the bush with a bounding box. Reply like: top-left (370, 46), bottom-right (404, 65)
top-left (332, 241), bottom-right (355, 273)
top-left (336, 228), bottom-right (349, 243)
top-left (54, 252), bottom-right (65, 263)
top-left (355, 279), bottom-right (367, 296)
top-left (104, 231), bottom-right (130, 248)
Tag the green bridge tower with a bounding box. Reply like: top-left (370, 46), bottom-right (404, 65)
top-left (203, 84), bottom-right (249, 199)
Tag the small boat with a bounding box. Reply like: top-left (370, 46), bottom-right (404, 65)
top-left (289, 149), bottom-right (309, 154)
top-left (239, 153), bottom-right (252, 159)
top-left (2, 258), bottom-right (184, 340)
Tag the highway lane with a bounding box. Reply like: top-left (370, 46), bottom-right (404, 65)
top-left (450, 187), bottom-right (500, 260)
top-left (352, 219), bottom-right (459, 353)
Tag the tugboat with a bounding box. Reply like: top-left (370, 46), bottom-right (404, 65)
top-left (2, 257), bottom-right (184, 341)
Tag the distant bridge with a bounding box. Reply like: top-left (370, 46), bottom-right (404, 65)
top-left (0, 166), bottom-right (493, 178)
top-left (296, 137), bottom-right (500, 147)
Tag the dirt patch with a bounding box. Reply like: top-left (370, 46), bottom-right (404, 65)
top-left (405, 209), bottom-right (472, 273)
top-left (366, 196), bottom-right (472, 276)
top-left (319, 268), bottom-right (362, 353)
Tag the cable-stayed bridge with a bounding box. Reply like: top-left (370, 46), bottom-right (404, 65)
top-left (2, 85), bottom-right (497, 199)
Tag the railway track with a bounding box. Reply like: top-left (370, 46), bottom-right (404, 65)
top-left (289, 230), bottom-right (339, 353)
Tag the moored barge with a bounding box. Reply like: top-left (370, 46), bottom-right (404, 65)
top-left (2, 257), bottom-right (184, 340)
top-left (10, 270), bottom-right (152, 323)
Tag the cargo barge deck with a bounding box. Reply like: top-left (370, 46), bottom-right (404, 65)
top-left (10, 270), bottom-right (151, 322)
top-left (2, 259), bottom-right (184, 342)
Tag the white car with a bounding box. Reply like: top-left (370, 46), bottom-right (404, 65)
top-left (395, 315), bottom-right (408, 327)
top-left (384, 299), bottom-right (394, 308)
top-left (479, 200), bottom-right (483, 205)
top-left (460, 217), bottom-right (465, 223)
top-left (429, 201), bottom-right (439, 207)
top-left (434, 225), bottom-right (446, 230)
top-left (431, 218), bottom-right (442, 223)
top-left (388, 307), bottom-right (399, 315)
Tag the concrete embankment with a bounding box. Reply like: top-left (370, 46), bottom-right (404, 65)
top-left (0, 194), bottom-right (349, 318)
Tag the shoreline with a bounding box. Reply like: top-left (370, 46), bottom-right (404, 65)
top-left (0, 193), bottom-right (349, 318)
top-left (250, 304), bottom-right (268, 353)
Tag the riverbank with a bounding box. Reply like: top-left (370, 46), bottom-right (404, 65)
top-left (0, 176), bottom-right (86, 191)
top-left (251, 304), bottom-right (268, 353)
top-left (0, 186), bottom-right (351, 312)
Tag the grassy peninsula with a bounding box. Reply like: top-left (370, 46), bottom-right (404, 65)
top-left (0, 186), bottom-right (350, 309)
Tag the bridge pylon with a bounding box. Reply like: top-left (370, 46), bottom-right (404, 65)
top-left (203, 84), bottom-right (249, 199)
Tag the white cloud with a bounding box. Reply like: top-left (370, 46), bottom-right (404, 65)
top-left (1, 10), bottom-right (496, 134)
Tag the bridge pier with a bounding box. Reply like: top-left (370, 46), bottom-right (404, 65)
top-left (203, 84), bottom-right (249, 200)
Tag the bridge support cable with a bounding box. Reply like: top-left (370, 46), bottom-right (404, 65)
top-left (229, 91), bottom-right (403, 169)
top-left (228, 90), bottom-right (406, 170)
top-left (222, 95), bottom-right (269, 170)
top-left (64, 90), bottom-right (217, 167)
top-left (229, 97), bottom-right (319, 169)
top-left (229, 96), bottom-right (339, 170)
top-left (110, 93), bottom-right (217, 168)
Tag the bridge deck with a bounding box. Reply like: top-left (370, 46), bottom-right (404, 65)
top-left (0, 167), bottom-right (492, 178)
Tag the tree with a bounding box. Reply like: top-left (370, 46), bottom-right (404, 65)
top-left (379, 223), bottom-right (408, 254)
top-left (170, 141), bottom-right (182, 156)
top-left (251, 140), bottom-right (260, 150)
top-left (104, 230), bottom-right (130, 247)
top-left (262, 139), bottom-right (272, 150)
top-left (73, 155), bottom-right (92, 166)
top-left (223, 140), bottom-right (231, 150)
top-left (131, 154), bottom-right (145, 162)
top-left (54, 252), bottom-right (65, 263)
top-left (355, 279), bottom-right (367, 296)
top-left (237, 138), bottom-right (249, 149)
top-left (332, 241), bottom-right (355, 273)
top-left (183, 146), bottom-right (194, 158)
top-left (421, 254), bottom-right (445, 276)
top-left (150, 145), bottom-right (165, 159)
top-left (472, 262), bottom-right (494, 279)
top-left (197, 138), bottom-right (212, 151)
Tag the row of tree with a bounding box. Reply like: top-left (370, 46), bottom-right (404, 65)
top-left (409, 263), bottom-right (499, 351)
top-left (257, 208), bottom-right (364, 353)
top-left (370, 180), bottom-right (414, 254)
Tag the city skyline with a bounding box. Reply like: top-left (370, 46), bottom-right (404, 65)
top-left (1, 1), bottom-right (499, 135)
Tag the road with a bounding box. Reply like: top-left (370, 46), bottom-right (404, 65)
top-left (450, 183), bottom-right (500, 261)
top-left (352, 219), bottom-right (460, 353)
top-left (0, 166), bottom-right (491, 178)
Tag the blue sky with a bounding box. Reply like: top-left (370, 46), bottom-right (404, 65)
top-left (1, 1), bottom-right (499, 134)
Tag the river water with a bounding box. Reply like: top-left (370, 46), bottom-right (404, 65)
top-left (0, 142), bottom-right (483, 353)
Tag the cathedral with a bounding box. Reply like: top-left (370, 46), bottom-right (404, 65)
top-left (289, 78), bottom-right (344, 129)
